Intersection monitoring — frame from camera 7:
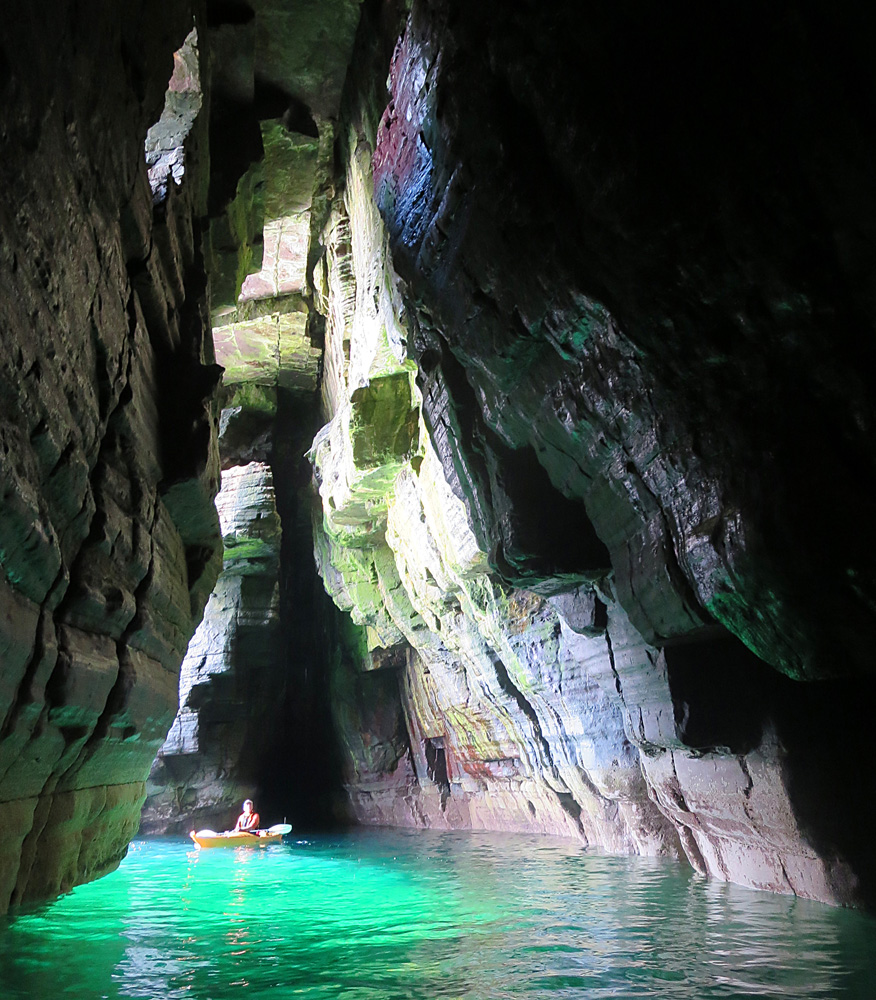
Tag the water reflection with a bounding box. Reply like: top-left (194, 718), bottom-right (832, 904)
top-left (0, 831), bottom-right (874, 999)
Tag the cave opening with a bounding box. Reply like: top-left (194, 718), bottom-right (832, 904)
top-left (142, 381), bottom-right (350, 835)
top-left (145, 27), bottom-right (202, 207)
top-left (424, 735), bottom-right (450, 807)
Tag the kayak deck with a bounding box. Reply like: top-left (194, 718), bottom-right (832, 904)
top-left (190, 830), bottom-right (284, 849)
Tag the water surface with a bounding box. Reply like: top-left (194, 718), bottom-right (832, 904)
top-left (1, 830), bottom-right (873, 999)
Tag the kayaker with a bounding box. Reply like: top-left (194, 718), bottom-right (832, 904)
top-left (233, 799), bottom-right (260, 833)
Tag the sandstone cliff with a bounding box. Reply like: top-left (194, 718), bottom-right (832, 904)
top-left (307, 0), bottom-right (876, 908)
top-left (0, 5), bottom-right (222, 907)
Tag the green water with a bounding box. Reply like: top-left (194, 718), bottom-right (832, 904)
top-left (1, 831), bottom-right (874, 999)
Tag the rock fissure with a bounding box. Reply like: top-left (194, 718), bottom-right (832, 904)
top-left (489, 654), bottom-right (554, 772)
top-left (604, 626), bottom-right (623, 698)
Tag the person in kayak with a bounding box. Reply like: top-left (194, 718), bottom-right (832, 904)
top-left (233, 799), bottom-right (260, 833)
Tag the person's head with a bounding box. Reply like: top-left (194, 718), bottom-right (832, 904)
top-left (243, 799), bottom-right (254, 815)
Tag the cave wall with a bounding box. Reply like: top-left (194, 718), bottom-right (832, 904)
top-left (308, 0), bottom-right (876, 907)
top-left (140, 458), bottom-right (281, 833)
top-left (0, 2), bottom-right (222, 908)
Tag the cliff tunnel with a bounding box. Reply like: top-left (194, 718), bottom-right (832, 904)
top-left (2, 0), bottom-right (876, 912)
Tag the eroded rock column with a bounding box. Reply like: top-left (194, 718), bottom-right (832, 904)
top-left (142, 461), bottom-right (281, 832)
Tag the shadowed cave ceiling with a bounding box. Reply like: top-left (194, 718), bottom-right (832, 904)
top-left (1, 0), bottom-right (876, 912)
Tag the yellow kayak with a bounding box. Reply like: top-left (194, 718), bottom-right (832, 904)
top-left (189, 828), bottom-right (286, 849)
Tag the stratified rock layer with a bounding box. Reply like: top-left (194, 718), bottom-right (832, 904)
top-left (141, 462), bottom-right (281, 833)
top-left (0, 4), bottom-right (222, 909)
top-left (308, 0), bottom-right (876, 908)
top-left (372, 2), bottom-right (876, 684)
top-left (309, 14), bottom-right (678, 857)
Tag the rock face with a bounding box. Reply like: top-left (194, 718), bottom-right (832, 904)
top-left (0, 4), bottom-right (222, 909)
top-left (308, 0), bottom-right (876, 908)
top-left (141, 461), bottom-right (281, 833)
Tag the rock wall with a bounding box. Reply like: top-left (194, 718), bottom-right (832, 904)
top-left (0, 3), bottom-right (222, 909)
top-left (309, 0), bottom-right (876, 908)
top-left (140, 460), bottom-right (281, 833)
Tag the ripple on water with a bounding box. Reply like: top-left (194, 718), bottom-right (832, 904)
top-left (0, 831), bottom-right (874, 999)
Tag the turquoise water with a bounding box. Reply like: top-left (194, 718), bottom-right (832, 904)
top-left (1, 830), bottom-right (874, 999)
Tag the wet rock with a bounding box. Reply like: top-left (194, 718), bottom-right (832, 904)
top-left (0, 1), bottom-right (221, 910)
top-left (308, 53), bottom-right (679, 859)
top-left (306, 0), bottom-right (876, 908)
top-left (140, 461), bottom-right (281, 834)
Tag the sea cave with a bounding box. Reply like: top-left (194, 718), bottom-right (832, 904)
top-left (1, 0), bottom-right (876, 993)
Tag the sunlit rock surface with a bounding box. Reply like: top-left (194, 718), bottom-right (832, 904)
top-left (139, 0), bottom-right (365, 837)
top-left (141, 462), bottom-right (281, 833)
top-left (0, 4), bottom-right (221, 909)
top-left (309, 28), bottom-right (678, 857)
